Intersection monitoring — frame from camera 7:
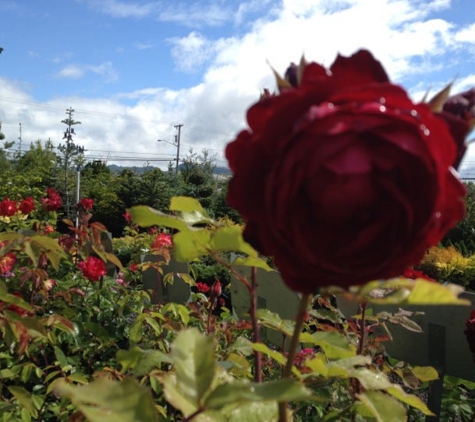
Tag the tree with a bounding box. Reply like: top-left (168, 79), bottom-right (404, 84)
top-left (443, 181), bottom-right (475, 253)
top-left (80, 161), bottom-right (125, 237)
top-left (180, 149), bottom-right (217, 209)
top-left (56, 108), bottom-right (84, 220)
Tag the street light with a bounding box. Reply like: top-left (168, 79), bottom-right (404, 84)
top-left (157, 138), bottom-right (180, 174)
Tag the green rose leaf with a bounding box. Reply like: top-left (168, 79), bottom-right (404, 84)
top-left (8, 386), bottom-right (38, 418)
top-left (411, 365), bottom-right (439, 382)
top-left (357, 391), bottom-right (407, 422)
top-left (386, 385), bottom-right (434, 415)
top-left (128, 205), bottom-right (188, 231)
top-left (204, 379), bottom-right (311, 410)
top-left (29, 235), bottom-right (67, 271)
top-left (210, 224), bottom-right (258, 257)
top-left (232, 256), bottom-right (272, 271)
top-left (117, 347), bottom-right (170, 376)
top-left (170, 196), bottom-right (207, 214)
top-left (300, 331), bottom-right (356, 359)
top-left (0, 283), bottom-right (33, 313)
top-left (54, 378), bottom-right (158, 422)
top-left (173, 229), bottom-right (212, 261)
top-left (406, 279), bottom-right (469, 305)
top-left (171, 328), bottom-right (216, 406)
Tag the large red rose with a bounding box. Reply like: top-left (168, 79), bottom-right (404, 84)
top-left (226, 50), bottom-right (467, 293)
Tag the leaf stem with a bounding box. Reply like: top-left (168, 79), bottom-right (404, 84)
top-left (278, 293), bottom-right (312, 421)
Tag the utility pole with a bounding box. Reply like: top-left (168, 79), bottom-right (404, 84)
top-left (174, 124), bottom-right (183, 174)
top-left (18, 123), bottom-right (22, 154)
top-left (58, 107), bottom-right (83, 220)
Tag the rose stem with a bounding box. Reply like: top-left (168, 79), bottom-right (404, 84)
top-left (357, 301), bottom-right (367, 355)
top-left (278, 293), bottom-right (312, 422)
top-left (249, 266), bottom-right (262, 382)
top-left (352, 300), bottom-right (368, 397)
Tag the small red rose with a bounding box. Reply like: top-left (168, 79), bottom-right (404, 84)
top-left (78, 198), bottom-right (94, 210)
top-left (78, 256), bottom-right (107, 282)
top-left (0, 198), bottom-right (18, 217)
top-left (151, 233), bottom-right (173, 251)
top-left (42, 188), bottom-right (62, 212)
top-left (19, 197), bottom-right (35, 215)
top-left (196, 282), bottom-right (210, 293)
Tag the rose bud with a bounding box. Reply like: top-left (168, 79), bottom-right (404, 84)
top-left (226, 49), bottom-right (466, 293)
top-left (431, 87), bottom-right (475, 170)
top-left (211, 279), bottom-right (222, 298)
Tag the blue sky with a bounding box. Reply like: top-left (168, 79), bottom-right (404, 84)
top-left (1, 0), bottom-right (475, 171)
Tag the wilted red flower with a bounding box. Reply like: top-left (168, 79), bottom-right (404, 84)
top-left (464, 309), bottom-right (475, 364)
top-left (41, 188), bottom-right (62, 212)
top-left (58, 235), bottom-right (75, 251)
top-left (0, 252), bottom-right (15, 276)
top-left (226, 49), bottom-right (466, 293)
top-left (151, 233), bottom-right (173, 251)
top-left (439, 88), bottom-right (475, 169)
top-left (78, 256), bottom-right (107, 282)
top-left (196, 282), bottom-right (210, 293)
top-left (19, 197), bottom-right (35, 215)
top-left (0, 198), bottom-right (18, 217)
top-left (129, 263), bottom-right (139, 272)
top-left (402, 268), bottom-right (436, 283)
top-left (78, 198), bottom-right (94, 210)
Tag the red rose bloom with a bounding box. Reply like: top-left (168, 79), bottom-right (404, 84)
top-left (0, 198), bottom-right (18, 217)
top-left (196, 282), bottom-right (210, 293)
top-left (78, 198), bottom-right (94, 210)
top-left (19, 197), bottom-right (35, 215)
top-left (226, 50), bottom-right (466, 293)
top-left (78, 256), bottom-right (107, 282)
top-left (42, 188), bottom-right (62, 212)
top-left (151, 233), bottom-right (173, 251)
top-left (402, 267), bottom-right (436, 283)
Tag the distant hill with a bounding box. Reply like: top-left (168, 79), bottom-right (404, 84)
top-left (107, 164), bottom-right (232, 176)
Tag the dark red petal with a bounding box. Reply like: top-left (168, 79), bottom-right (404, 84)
top-left (330, 50), bottom-right (390, 87)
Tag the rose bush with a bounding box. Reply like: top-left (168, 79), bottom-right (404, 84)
top-left (226, 49), bottom-right (468, 293)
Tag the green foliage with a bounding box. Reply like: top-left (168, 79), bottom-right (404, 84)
top-left (416, 246), bottom-right (475, 289)
top-left (0, 193), bottom-right (474, 421)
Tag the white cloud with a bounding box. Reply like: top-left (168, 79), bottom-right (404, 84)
top-left (169, 32), bottom-right (214, 72)
top-left (158, 2), bottom-right (232, 27)
top-left (84, 0), bottom-right (158, 18)
top-left (58, 65), bottom-right (84, 79)
top-left (133, 42), bottom-right (155, 50)
top-left (455, 22), bottom-right (475, 43)
top-left (57, 62), bottom-right (118, 82)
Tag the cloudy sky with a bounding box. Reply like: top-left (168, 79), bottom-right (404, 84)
top-left (1, 0), bottom-right (475, 173)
